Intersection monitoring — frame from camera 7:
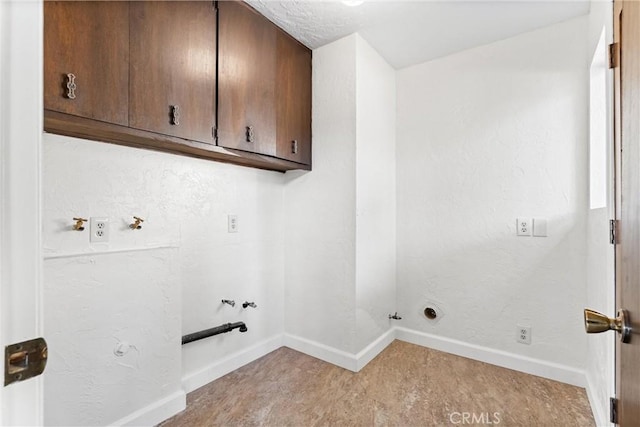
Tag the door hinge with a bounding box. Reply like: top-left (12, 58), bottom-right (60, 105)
top-left (213, 1), bottom-right (218, 10)
top-left (4, 337), bottom-right (48, 386)
top-left (610, 219), bottom-right (617, 245)
top-left (212, 126), bottom-right (218, 141)
top-left (610, 397), bottom-right (618, 424)
top-left (609, 43), bottom-right (619, 69)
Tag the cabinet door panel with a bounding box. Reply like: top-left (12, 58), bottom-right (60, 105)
top-left (218, 1), bottom-right (276, 156)
top-left (44, 1), bottom-right (129, 125)
top-left (130, 1), bottom-right (216, 145)
top-left (276, 31), bottom-right (312, 165)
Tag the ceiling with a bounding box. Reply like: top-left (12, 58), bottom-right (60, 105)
top-left (245, 0), bottom-right (591, 69)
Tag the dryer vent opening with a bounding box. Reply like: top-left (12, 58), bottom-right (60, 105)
top-left (424, 307), bottom-right (438, 320)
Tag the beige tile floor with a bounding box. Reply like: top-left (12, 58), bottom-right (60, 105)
top-left (162, 340), bottom-right (594, 427)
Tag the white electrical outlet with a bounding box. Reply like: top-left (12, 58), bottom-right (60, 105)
top-left (516, 218), bottom-right (532, 236)
top-left (228, 215), bottom-right (238, 233)
top-left (517, 325), bottom-right (531, 344)
top-left (90, 217), bottom-right (110, 243)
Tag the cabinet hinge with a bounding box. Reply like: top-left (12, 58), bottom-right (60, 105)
top-left (610, 397), bottom-right (618, 424)
top-left (610, 219), bottom-right (617, 245)
top-left (212, 126), bottom-right (218, 141)
top-left (609, 43), bottom-right (619, 69)
top-left (213, 1), bottom-right (218, 11)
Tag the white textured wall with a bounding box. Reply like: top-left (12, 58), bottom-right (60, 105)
top-left (396, 17), bottom-right (589, 369)
top-left (284, 35), bottom-right (357, 353)
top-left (284, 34), bottom-right (396, 355)
top-left (355, 35), bottom-right (397, 352)
top-left (585, 1), bottom-right (615, 425)
top-left (42, 134), bottom-right (285, 425)
top-left (44, 249), bottom-right (181, 426)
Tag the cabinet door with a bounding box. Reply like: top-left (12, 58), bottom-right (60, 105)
top-left (44, 1), bottom-right (129, 125)
top-left (218, 1), bottom-right (277, 156)
top-left (276, 31), bottom-right (312, 165)
top-left (130, 1), bottom-right (216, 145)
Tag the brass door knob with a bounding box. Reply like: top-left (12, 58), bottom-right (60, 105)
top-left (584, 308), bottom-right (631, 343)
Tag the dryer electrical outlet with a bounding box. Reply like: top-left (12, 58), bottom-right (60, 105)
top-left (90, 217), bottom-right (110, 243)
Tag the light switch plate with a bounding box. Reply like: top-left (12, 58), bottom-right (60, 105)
top-left (516, 218), bottom-right (531, 236)
top-left (533, 218), bottom-right (547, 237)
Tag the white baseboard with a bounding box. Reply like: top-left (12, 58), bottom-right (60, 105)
top-left (181, 334), bottom-right (283, 393)
top-left (283, 333), bottom-right (358, 371)
top-left (283, 329), bottom-right (395, 372)
top-left (355, 328), bottom-right (396, 371)
top-left (395, 327), bottom-right (586, 387)
top-left (111, 390), bottom-right (186, 427)
top-left (585, 373), bottom-right (612, 427)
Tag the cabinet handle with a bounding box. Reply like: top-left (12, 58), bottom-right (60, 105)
top-left (170, 105), bottom-right (180, 125)
top-left (66, 73), bottom-right (77, 100)
top-left (292, 140), bottom-right (298, 154)
top-left (246, 126), bottom-right (255, 143)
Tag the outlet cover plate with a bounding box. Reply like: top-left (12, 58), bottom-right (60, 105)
top-left (517, 325), bottom-right (531, 345)
top-left (90, 217), bottom-right (110, 243)
top-left (516, 218), bottom-right (532, 236)
top-left (228, 215), bottom-right (238, 233)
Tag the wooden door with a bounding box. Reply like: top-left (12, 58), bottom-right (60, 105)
top-left (218, 1), bottom-right (277, 156)
top-left (130, 1), bottom-right (217, 145)
top-left (614, 0), bottom-right (640, 424)
top-left (276, 30), bottom-right (312, 165)
top-left (44, 1), bottom-right (129, 125)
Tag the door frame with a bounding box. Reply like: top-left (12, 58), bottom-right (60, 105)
top-left (0, 0), bottom-right (44, 424)
top-left (613, 0), bottom-right (640, 424)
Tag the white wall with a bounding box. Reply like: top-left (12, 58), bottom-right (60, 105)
top-left (585, 1), bottom-right (615, 425)
top-left (396, 17), bottom-right (589, 370)
top-left (284, 34), bottom-right (396, 358)
top-left (284, 35), bottom-right (358, 354)
top-left (42, 135), bottom-right (285, 425)
top-left (355, 35), bottom-right (397, 352)
top-left (44, 248), bottom-right (181, 426)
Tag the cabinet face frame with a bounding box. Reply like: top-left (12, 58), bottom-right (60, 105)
top-left (217, 0), bottom-right (277, 157)
top-left (44, 1), bottom-right (130, 125)
top-left (129, 1), bottom-right (217, 145)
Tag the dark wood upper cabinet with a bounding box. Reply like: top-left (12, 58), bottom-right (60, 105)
top-left (44, 1), bottom-right (129, 125)
top-left (44, 0), bottom-right (312, 172)
top-left (129, 1), bottom-right (217, 145)
top-left (217, 1), bottom-right (277, 157)
top-left (276, 31), bottom-right (312, 166)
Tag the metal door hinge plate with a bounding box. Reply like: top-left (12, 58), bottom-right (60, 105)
top-left (610, 219), bottom-right (617, 245)
top-left (4, 337), bottom-right (48, 386)
top-left (609, 43), bottom-right (619, 69)
top-left (610, 397), bottom-right (618, 424)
